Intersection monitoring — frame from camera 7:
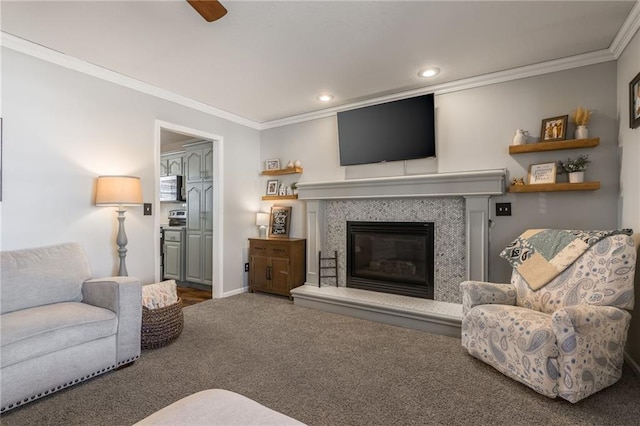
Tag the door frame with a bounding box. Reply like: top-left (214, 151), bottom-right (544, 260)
top-left (154, 120), bottom-right (224, 299)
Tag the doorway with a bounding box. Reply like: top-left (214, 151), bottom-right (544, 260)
top-left (155, 120), bottom-right (223, 300)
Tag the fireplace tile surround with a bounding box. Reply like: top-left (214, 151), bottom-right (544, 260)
top-left (327, 198), bottom-right (464, 303)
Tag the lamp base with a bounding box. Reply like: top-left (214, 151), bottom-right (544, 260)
top-left (258, 225), bottom-right (267, 239)
top-left (116, 208), bottom-right (129, 276)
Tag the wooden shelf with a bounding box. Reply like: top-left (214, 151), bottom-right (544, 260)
top-left (261, 167), bottom-right (303, 176)
top-left (261, 195), bottom-right (299, 201)
top-left (508, 182), bottom-right (600, 193)
top-left (508, 138), bottom-right (599, 154)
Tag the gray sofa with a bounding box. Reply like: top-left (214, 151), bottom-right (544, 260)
top-left (0, 243), bottom-right (142, 412)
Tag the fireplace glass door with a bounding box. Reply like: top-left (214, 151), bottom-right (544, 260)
top-left (347, 221), bottom-right (434, 299)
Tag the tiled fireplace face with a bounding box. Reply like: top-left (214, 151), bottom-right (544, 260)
top-left (323, 198), bottom-right (465, 303)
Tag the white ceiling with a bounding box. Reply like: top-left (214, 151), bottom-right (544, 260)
top-left (2, 1), bottom-right (637, 125)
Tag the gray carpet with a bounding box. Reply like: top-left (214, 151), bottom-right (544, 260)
top-left (2, 293), bottom-right (640, 425)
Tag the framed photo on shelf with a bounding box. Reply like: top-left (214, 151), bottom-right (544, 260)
top-left (265, 158), bottom-right (280, 170)
top-left (528, 162), bottom-right (557, 185)
top-left (630, 71), bottom-right (640, 129)
top-left (540, 115), bottom-right (568, 142)
top-left (266, 179), bottom-right (279, 195)
top-left (268, 206), bottom-right (292, 239)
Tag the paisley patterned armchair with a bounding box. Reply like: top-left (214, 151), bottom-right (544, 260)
top-left (460, 233), bottom-right (637, 403)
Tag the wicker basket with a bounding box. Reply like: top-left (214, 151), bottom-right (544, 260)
top-left (141, 298), bottom-right (184, 350)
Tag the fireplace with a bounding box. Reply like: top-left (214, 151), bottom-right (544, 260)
top-left (346, 221), bottom-right (434, 299)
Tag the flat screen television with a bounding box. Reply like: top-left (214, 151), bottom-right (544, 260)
top-left (337, 93), bottom-right (435, 166)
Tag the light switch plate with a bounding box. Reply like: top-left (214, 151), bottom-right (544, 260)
top-left (496, 202), bottom-right (511, 216)
top-left (143, 203), bottom-right (152, 216)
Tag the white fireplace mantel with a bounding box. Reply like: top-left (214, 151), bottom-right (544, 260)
top-left (296, 169), bottom-right (506, 200)
top-left (297, 169), bottom-right (506, 286)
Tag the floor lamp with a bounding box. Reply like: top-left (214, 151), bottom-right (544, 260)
top-left (95, 176), bottom-right (143, 276)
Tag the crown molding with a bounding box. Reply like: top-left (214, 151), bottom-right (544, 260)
top-left (261, 49), bottom-right (616, 130)
top-left (610, 0), bottom-right (640, 58)
top-left (0, 32), bottom-right (262, 130)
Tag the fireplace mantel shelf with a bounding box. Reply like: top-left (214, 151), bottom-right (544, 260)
top-left (296, 169), bottom-right (506, 200)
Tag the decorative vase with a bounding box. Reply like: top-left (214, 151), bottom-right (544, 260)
top-left (294, 160), bottom-right (302, 168)
top-left (568, 171), bottom-right (584, 183)
top-left (575, 125), bottom-right (588, 139)
top-left (512, 129), bottom-right (528, 145)
top-left (286, 160), bottom-right (294, 169)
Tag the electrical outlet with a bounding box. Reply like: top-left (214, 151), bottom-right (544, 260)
top-left (244, 263), bottom-right (249, 272)
top-left (496, 202), bottom-right (512, 216)
top-left (143, 203), bottom-right (152, 215)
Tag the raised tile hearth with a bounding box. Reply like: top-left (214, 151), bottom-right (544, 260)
top-left (291, 285), bottom-right (463, 337)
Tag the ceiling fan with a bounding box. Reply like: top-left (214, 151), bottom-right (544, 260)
top-left (187, 0), bottom-right (228, 22)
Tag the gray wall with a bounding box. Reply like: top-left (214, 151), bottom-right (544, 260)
top-left (616, 27), bottom-right (640, 371)
top-left (1, 48), bottom-right (261, 296)
top-left (261, 62), bottom-right (620, 283)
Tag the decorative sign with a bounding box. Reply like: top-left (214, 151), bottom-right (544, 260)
top-left (528, 162), bottom-right (557, 185)
top-left (268, 206), bottom-right (292, 238)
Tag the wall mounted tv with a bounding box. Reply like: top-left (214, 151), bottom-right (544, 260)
top-left (337, 93), bottom-right (435, 166)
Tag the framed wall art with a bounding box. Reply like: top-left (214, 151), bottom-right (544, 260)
top-left (265, 158), bottom-right (280, 171)
top-left (540, 115), bottom-right (568, 142)
top-left (268, 206), bottom-right (292, 238)
top-left (266, 179), bottom-right (279, 195)
top-left (528, 162), bottom-right (557, 185)
top-left (630, 71), bottom-right (640, 129)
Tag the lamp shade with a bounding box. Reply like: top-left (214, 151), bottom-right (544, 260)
top-left (256, 212), bottom-right (270, 227)
top-left (95, 176), bottom-right (143, 206)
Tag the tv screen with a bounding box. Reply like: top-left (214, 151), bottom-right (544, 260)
top-left (337, 94), bottom-right (435, 166)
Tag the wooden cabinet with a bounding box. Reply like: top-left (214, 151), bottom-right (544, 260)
top-left (508, 137), bottom-right (600, 193)
top-left (249, 238), bottom-right (306, 297)
top-left (186, 181), bottom-right (214, 286)
top-left (160, 151), bottom-right (185, 177)
top-left (185, 142), bottom-right (214, 183)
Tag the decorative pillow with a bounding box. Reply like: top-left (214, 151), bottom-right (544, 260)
top-left (142, 280), bottom-right (178, 309)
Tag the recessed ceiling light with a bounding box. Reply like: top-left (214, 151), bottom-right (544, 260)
top-left (418, 68), bottom-right (440, 78)
top-left (317, 94), bottom-right (334, 102)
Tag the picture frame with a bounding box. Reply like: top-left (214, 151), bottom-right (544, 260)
top-left (528, 162), bottom-right (557, 185)
top-left (266, 179), bottom-right (279, 195)
top-left (630, 71), bottom-right (640, 129)
top-left (265, 158), bottom-right (280, 170)
top-left (268, 206), bottom-right (292, 239)
top-left (540, 115), bottom-right (568, 142)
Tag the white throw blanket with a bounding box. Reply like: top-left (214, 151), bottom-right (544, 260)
top-left (142, 280), bottom-right (178, 309)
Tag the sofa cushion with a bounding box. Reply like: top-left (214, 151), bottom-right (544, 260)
top-left (0, 302), bottom-right (117, 368)
top-left (1, 243), bottom-right (93, 314)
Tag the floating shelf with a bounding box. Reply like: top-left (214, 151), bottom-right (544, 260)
top-left (508, 138), bottom-right (599, 154)
top-left (508, 182), bottom-right (600, 193)
top-left (261, 195), bottom-right (299, 201)
top-left (261, 167), bottom-right (303, 176)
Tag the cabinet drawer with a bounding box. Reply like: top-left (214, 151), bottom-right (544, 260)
top-left (250, 242), bottom-right (289, 257)
top-left (164, 230), bottom-right (183, 242)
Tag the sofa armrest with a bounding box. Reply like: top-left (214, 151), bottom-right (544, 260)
top-left (460, 280), bottom-right (516, 316)
top-left (552, 305), bottom-right (631, 403)
top-left (82, 277), bottom-right (142, 366)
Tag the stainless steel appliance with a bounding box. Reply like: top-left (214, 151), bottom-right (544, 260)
top-left (168, 209), bottom-right (187, 226)
top-left (160, 175), bottom-right (185, 202)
